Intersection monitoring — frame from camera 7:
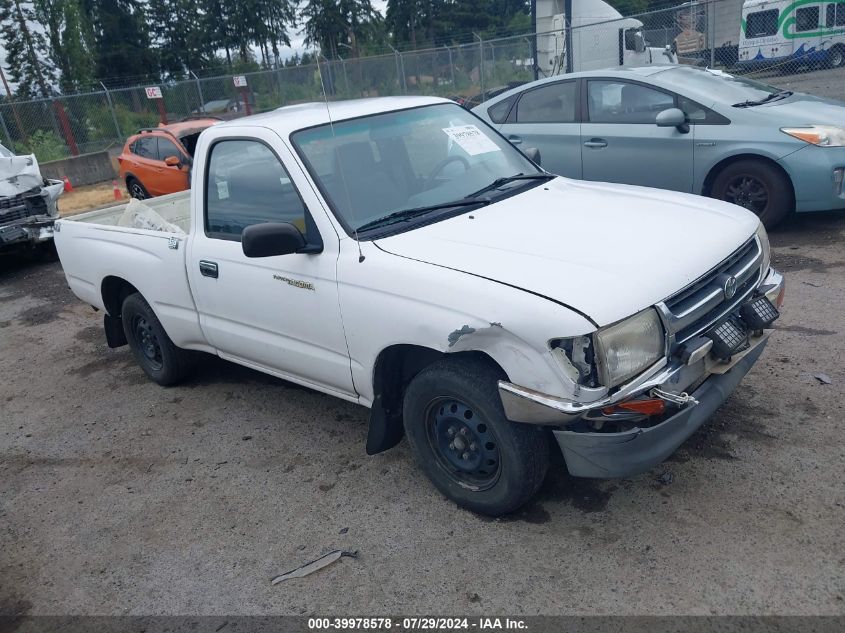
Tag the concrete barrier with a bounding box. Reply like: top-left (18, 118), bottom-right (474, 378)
top-left (40, 151), bottom-right (116, 187)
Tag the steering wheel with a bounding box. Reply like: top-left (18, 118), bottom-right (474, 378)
top-left (424, 155), bottom-right (470, 189)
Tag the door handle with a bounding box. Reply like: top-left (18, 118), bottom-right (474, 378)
top-left (199, 260), bottom-right (218, 278)
top-left (507, 135), bottom-right (523, 145)
top-left (584, 139), bottom-right (608, 148)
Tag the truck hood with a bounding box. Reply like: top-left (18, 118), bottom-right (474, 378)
top-left (375, 177), bottom-right (760, 327)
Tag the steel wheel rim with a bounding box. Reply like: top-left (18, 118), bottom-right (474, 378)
top-left (425, 397), bottom-right (501, 491)
top-left (833, 50), bottom-right (844, 67)
top-left (130, 183), bottom-right (146, 199)
top-left (724, 174), bottom-right (769, 216)
top-left (132, 315), bottom-right (163, 370)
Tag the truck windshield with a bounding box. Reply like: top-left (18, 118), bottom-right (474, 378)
top-left (291, 103), bottom-right (541, 234)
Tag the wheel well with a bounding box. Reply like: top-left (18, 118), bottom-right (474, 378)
top-left (101, 276), bottom-right (139, 317)
top-left (366, 344), bottom-right (508, 455)
top-left (702, 153), bottom-right (795, 205)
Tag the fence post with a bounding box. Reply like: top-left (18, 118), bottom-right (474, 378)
top-left (564, 0), bottom-right (574, 73)
top-left (190, 70), bottom-right (205, 113)
top-left (0, 106), bottom-right (12, 148)
top-left (100, 81), bottom-right (123, 140)
top-left (474, 33), bottom-right (484, 95)
top-left (388, 45), bottom-right (406, 94)
top-left (443, 45), bottom-right (455, 88)
top-left (52, 99), bottom-right (80, 156)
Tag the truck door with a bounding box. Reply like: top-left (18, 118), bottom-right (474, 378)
top-left (580, 79), bottom-right (694, 193)
top-left (496, 79), bottom-right (582, 179)
top-left (187, 129), bottom-right (355, 397)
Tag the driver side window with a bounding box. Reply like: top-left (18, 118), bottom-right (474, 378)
top-left (204, 139), bottom-right (312, 242)
top-left (588, 80), bottom-right (675, 124)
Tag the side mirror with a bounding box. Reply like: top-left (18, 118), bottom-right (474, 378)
top-left (522, 147), bottom-right (542, 165)
top-left (635, 32), bottom-right (646, 54)
top-left (656, 107), bottom-right (689, 132)
top-left (242, 222), bottom-right (306, 258)
top-left (164, 155), bottom-right (181, 167)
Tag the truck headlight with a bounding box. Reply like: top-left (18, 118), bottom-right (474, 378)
top-left (781, 125), bottom-right (845, 147)
top-left (756, 222), bottom-right (770, 273)
top-left (594, 309), bottom-right (665, 388)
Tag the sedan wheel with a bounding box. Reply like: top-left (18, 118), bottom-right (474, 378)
top-left (710, 159), bottom-right (792, 229)
top-left (723, 175), bottom-right (769, 215)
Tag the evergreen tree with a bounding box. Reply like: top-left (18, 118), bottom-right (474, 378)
top-left (34, 0), bottom-right (96, 92)
top-left (83, 0), bottom-right (156, 83)
top-left (0, 0), bottom-right (57, 97)
top-left (301, 0), bottom-right (377, 59)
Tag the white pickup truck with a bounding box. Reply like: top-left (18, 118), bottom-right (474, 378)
top-left (55, 96), bottom-right (784, 515)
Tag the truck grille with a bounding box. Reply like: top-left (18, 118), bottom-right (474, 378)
top-left (0, 189), bottom-right (48, 223)
top-left (661, 237), bottom-right (764, 344)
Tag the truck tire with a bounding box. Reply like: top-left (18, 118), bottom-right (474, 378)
top-left (402, 357), bottom-right (549, 516)
top-left (710, 159), bottom-right (792, 229)
top-left (127, 177), bottom-right (149, 200)
top-left (121, 293), bottom-right (196, 386)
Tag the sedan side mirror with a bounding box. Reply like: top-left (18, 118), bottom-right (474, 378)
top-left (164, 155), bottom-right (182, 167)
top-left (656, 108), bottom-right (689, 133)
top-left (522, 146), bottom-right (542, 165)
top-left (242, 222), bottom-right (306, 258)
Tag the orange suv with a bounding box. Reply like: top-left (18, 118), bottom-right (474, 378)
top-left (117, 119), bottom-right (220, 199)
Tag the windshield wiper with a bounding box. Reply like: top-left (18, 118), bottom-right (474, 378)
top-left (732, 90), bottom-right (793, 108)
top-left (467, 172), bottom-right (555, 198)
top-left (356, 197), bottom-right (492, 232)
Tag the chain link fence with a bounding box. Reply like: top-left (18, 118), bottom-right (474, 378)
top-left (3, 0), bottom-right (845, 163)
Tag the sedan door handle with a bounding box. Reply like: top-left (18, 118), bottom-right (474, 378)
top-left (199, 260), bottom-right (218, 278)
top-left (583, 139), bottom-right (608, 148)
top-left (507, 135), bottom-right (523, 145)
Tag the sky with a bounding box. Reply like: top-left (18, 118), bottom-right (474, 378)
top-left (0, 0), bottom-right (388, 95)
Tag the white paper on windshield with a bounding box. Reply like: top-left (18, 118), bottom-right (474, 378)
top-left (442, 125), bottom-right (501, 156)
top-left (217, 180), bottom-right (229, 200)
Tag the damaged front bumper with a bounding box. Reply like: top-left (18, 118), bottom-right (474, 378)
top-left (0, 179), bottom-right (62, 249)
top-left (498, 268), bottom-right (784, 478)
top-left (550, 339), bottom-right (766, 477)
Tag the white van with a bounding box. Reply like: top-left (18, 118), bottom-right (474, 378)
top-left (738, 0), bottom-right (845, 69)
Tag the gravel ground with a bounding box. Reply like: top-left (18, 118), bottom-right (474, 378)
top-left (749, 66), bottom-right (845, 101)
top-left (1, 212), bottom-right (844, 617)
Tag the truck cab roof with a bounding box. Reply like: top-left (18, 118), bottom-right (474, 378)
top-left (215, 96), bottom-right (450, 137)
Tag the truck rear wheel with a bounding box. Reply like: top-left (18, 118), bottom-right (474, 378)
top-left (402, 357), bottom-right (549, 516)
top-left (121, 293), bottom-right (196, 386)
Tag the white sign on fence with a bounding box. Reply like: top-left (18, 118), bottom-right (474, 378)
top-left (233, 75), bottom-right (247, 87)
top-left (145, 86), bottom-right (163, 99)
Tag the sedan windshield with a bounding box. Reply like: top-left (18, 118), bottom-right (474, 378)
top-left (291, 103), bottom-right (541, 234)
top-left (658, 66), bottom-right (783, 105)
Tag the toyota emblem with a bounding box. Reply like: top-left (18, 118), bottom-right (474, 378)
top-left (723, 276), bottom-right (738, 300)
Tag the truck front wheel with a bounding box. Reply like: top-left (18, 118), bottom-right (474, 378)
top-left (402, 358), bottom-right (549, 516)
top-left (121, 293), bottom-right (196, 386)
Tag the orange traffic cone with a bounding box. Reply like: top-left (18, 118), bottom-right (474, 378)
top-left (112, 180), bottom-right (123, 201)
top-left (63, 176), bottom-right (73, 192)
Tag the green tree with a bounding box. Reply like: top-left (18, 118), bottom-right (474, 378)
top-left (34, 0), bottom-right (96, 92)
top-left (301, 0), bottom-right (378, 59)
top-left (0, 0), bottom-right (57, 97)
top-left (83, 0), bottom-right (156, 83)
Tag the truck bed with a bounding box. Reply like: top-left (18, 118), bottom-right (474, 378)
top-left (54, 188), bottom-right (210, 353)
top-left (66, 190), bottom-right (191, 232)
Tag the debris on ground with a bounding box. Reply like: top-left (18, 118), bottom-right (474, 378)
top-left (271, 549), bottom-right (358, 584)
top-left (657, 472), bottom-right (674, 485)
top-left (813, 373), bottom-right (832, 385)
top-left (339, 527), bottom-right (349, 534)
